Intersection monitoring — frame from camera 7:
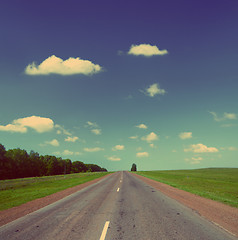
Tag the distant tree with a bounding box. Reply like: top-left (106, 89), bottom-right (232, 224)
top-left (0, 143), bottom-right (107, 179)
top-left (6, 148), bottom-right (30, 178)
top-left (131, 163), bottom-right (137, 171)
top-left (0, 144), bottom-right (12, 179)
top-left (72, 161), bottom-right (87, 173)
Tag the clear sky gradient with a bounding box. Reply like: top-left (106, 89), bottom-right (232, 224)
top-left (0, 0), bottom-right (237, 171)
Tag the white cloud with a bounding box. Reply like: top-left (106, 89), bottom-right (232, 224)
top-left (209, 111), bottom-right (237, 122)
top-left (184, 143), bottom-right (218, 153)
top-left (136, 152), bottom-right (149, 157)
top-left (108, 156), bottom-right (121, 161)
top-left (62, 150), bottom-right (80, 156)
top-left (145, 83), bottom-right (166, 97)
top-left (128, 44), bottom-right (168, 57)
top-left (150, 143), bottom-right (155, 148)
top-left (0, 116), bottom-right (54, 133)
top-left (25, 55), bottom-right (102, 76)
top-left (53, 150), bottom-right (81, 156)
top-left (86, 121), bottom-right (98, 128)
top-left (179, 132), bottom-right (192, 140)
top-left (185, 156), bottom-right (203, 164)
top-left (65, 136), bottom-right (78, 142)
top-left (112, 145), bottom-right (125, 151)
top-left (0, 124), bottom-right (27, 133)
top-left (129, 136), bottom-right (138, 140)
top-left (85, 121), bottom-right (101, 135)
top-left (224, 112), bottom-right (237, 120)
top-left (91, 129), bottom-right (101, 135)
top-left (228, 146), bottom-right (237, 151)
top-left (136, 124), bottom-right (148, 129)
top-left (84, 147), bottom-right (104, 152)
top-left (55, 124), bottom-right (72, 135)
top-left (46, 139), bottom-right (59, 147)
top-left (141, 132), bottom-right (158, 143)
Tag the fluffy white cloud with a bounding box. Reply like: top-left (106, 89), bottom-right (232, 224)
top-left (179, 132), bottom-right (192, 140)
top-left (108, 156), bottom-right (121, 161)
top-left (185, 156), bottom-right (203, 164)
top-left (112, 145), bottom-right (125, 151)
top-left (46, 139), bottom-right (59, 147)
top-left (141, 132), bottom-right (158, 143)
top-left (145, 83), bottom-right (166, 97)
top-left (184, 143), bottom-right (218, 153)
top-left (84, 147), bottom-right (104, 152)
top-left (91, 129), bottom-right (101, 135)
top-left (25, 55), bottom-right (102, 75)
top-left (136, 124), bottom-right (148, 129)
top-left (209, 111), bottom-right (237, 122)
top-left (0, 116), bottom-right (54, 133)
top-left (65, 136), bottom-right (79, 142)
top-left (136, 152), bottom-right (149, 157)
top-left (128, 44), bottom-right (168, 57)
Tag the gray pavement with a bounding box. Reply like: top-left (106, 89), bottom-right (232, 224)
top-left (0, 171), bottom-right (236, 240)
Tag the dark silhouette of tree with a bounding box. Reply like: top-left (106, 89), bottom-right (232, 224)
top-left (131, 163), bottom-right (137, 171)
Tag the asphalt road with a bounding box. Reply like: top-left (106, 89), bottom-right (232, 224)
top-left (0, 171), bottom-right (236, 240)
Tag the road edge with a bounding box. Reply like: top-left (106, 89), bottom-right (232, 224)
top-left (131, 172), bottom-right (238, 237)
top-left (0, 173), bottom-right (113, 226)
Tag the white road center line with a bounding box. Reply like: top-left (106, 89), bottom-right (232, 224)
top-left (99, 221), bottom-right (110, 240)
top-left (117, 188), bottom-right (120, 192)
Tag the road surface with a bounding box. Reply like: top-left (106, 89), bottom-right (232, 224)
top-left (0, 171), bottom-right (236, 240)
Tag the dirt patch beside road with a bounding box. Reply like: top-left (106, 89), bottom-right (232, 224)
top-left (132, 173), bottom-right (238, 237)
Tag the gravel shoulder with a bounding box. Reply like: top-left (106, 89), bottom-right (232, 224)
top-left (132, 173), bottom-right (238, 237)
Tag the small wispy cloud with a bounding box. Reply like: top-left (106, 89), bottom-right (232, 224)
top-left (53, 150), bottom-right (81, 156)
top-left (141, 132), bottom-right (158, 143)
top-left (112, 145), bottom-right (125, 151)
top-left (143, 83), bottom-right (166, 97)
top-left (179, 132), bottom-right (192, 140)
top-left (65, 136), bottom-right (79, 142)
top-left (136, 124), bottom-right (148, 129)
top-left (45, 139), bottom-right (59, 147)
top-left (108, 156), bottom-right (121, 161)
top-left (209, 111), bottom-right (237, 122)
top-left (129, 136), bottom-right (138, 140)
top-left (91, 129), bottom-right (101, 135)
top-left (85, 121), bottom-right (102, 135)
top-left (128, 44), bottom-right (168, 57)
top-left (55, 124), bottom-right (72, 136)
top-left (136, 152), bottom-right (149, 157)
top-left (84, 147), bottom-right (104, 152)
top-left (185, 156), bottom-right (203, 164)
top-left (25, 55), bottom-right (102, 75)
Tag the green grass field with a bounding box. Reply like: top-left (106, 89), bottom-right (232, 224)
top-left (0, 172), bottom-right (110, 211)
top-left (136, 168), bottom-right (238, 208)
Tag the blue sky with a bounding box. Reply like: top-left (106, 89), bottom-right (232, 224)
top-left (0, 0), bottom-right (237, 171)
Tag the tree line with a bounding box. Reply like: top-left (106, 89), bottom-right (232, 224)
top-left (0, 143), bottom-right (107, 180)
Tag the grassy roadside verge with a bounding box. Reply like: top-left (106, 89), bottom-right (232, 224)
top-left (0, 172), bottom-right (111, 211)
top-left (135, 168), bottom-right (238, 208)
